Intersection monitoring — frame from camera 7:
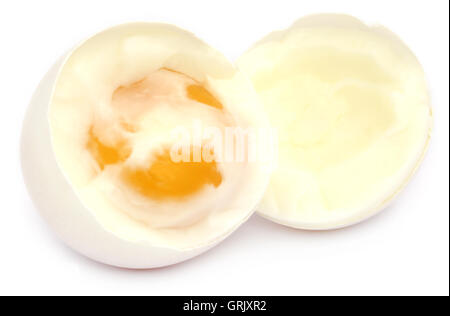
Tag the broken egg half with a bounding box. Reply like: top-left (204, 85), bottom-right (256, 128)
top-left (21, 23), bottom-right (272, 268)
top-left (238, 14), bottom-right (432, 230)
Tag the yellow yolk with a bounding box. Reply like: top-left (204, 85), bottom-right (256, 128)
top-left (86, 128), bottom-right (131, 170)
top-left (122, 149), bottom-right (222, 200)
top-left (186, 84), bottom-right (223, 109)
top-left (86, 68), bottom-right (225, 199)
top-left (162, 67), bottom-right (223, 109)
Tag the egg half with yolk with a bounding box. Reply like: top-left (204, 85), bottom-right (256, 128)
top-left (21, 23), bottom-right (272, 268)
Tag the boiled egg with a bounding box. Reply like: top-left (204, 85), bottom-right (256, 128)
top-left (21, 23), bottom-right (272, 268)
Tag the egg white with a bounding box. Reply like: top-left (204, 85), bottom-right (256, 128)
top-left (238, 14), bottom-right (432, 230)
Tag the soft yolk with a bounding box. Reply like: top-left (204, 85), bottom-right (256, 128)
top-left (162, 67), bottom-right (223, 109)
top-left (112, 69), bottom-right (223, 112)
top-left (87, 68), bottom-right (225, 199)
top-left (122, 149), bottom-right (222, 200)
top-left (186, 84), bottom-right (223, 109)
top-left (86, 128), bottom-right (131, 170)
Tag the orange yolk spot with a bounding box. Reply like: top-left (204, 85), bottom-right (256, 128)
top-left (186, 84), bottom-right (223, 109)
top-left (86, 128), bottom-right (131, 170)
top-left (162, 67), bottom-right (223, 109)
top-left (122, 149), bottom-right (222, 200)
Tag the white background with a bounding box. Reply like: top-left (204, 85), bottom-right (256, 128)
top-left (0, 0), bottom-right (448, 296)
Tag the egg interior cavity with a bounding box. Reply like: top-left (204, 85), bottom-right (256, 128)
top-left (238, 14), bottom-right (432, 229)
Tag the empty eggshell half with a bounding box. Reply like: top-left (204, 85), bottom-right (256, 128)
top-left (21, 23), bottom-right (271, 268)
top-left (238, 14), bottom-right (432, 230)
